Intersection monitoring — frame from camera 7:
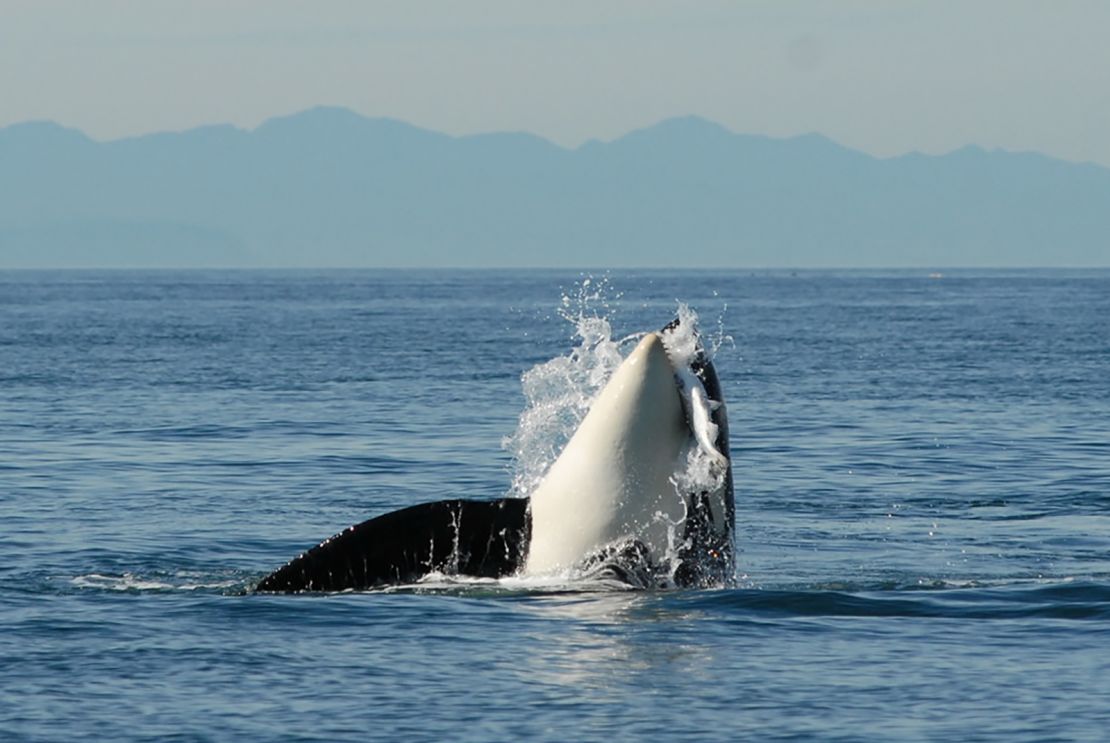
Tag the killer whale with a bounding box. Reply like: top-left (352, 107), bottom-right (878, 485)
top-left (255, 318), bottom-right (733, 592)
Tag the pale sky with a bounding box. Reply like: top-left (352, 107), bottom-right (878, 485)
top-left (3, 0), bottom-right (1109, 166)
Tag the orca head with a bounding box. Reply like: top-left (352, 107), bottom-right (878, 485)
top-left (524, 319), bottom-right (734, 587)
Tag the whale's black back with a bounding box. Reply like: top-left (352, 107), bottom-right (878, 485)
top-left (255, 497), bottom-right (530, 592)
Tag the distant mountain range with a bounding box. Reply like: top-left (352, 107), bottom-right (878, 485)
top-left (1, 106), bottom-right (1107, 268)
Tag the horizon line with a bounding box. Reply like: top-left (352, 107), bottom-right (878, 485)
top-left (2, 265), bottom-right (1107, 273)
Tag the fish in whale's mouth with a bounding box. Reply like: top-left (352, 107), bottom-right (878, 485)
top-left (254, 317), bottom-right (734, 593)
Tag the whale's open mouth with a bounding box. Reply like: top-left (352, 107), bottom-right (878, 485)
top-left (254, 315), bottom-right (733, 593)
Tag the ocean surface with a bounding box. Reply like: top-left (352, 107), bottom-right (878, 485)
top-left (2, 268), bottom-right (1108, 742)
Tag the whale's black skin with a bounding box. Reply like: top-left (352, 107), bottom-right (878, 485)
top-left (255, 497), bottom-right (530, 592)
top-left (255, 322), bottom-right (733, 593)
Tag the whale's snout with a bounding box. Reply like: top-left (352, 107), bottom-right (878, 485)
top-left (625, 331), bottom-right (671, 369)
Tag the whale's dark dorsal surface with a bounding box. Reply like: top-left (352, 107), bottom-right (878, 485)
top-left (255, 319), bottom-right (733, 592)
top-left (255, 498), bottom-right (530, 592)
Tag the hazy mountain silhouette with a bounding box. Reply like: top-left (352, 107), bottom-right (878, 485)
top-left (2, 106), bottom-right (1107, 268)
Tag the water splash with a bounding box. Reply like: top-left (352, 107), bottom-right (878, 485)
top-left (502, 276), bottom-right (641, 498)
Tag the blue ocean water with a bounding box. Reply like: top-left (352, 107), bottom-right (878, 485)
top-left (2, 268), bottom-right (1108, 742)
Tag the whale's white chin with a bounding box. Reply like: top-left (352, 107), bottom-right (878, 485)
top-left (524, 332), bottom-right (688, 576)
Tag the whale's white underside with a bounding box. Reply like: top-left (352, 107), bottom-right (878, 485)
top-left (525, 332), bottom-right (693, 576)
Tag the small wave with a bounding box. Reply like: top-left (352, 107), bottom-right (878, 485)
top-left (111, 423), bottom-right (255, 441)
top-left (679, 579), bottom-right (1110, 620)
top-left (65, 568), bottom-right (1110, 621)
top-left (70, 572), bottom-right (244, 593)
